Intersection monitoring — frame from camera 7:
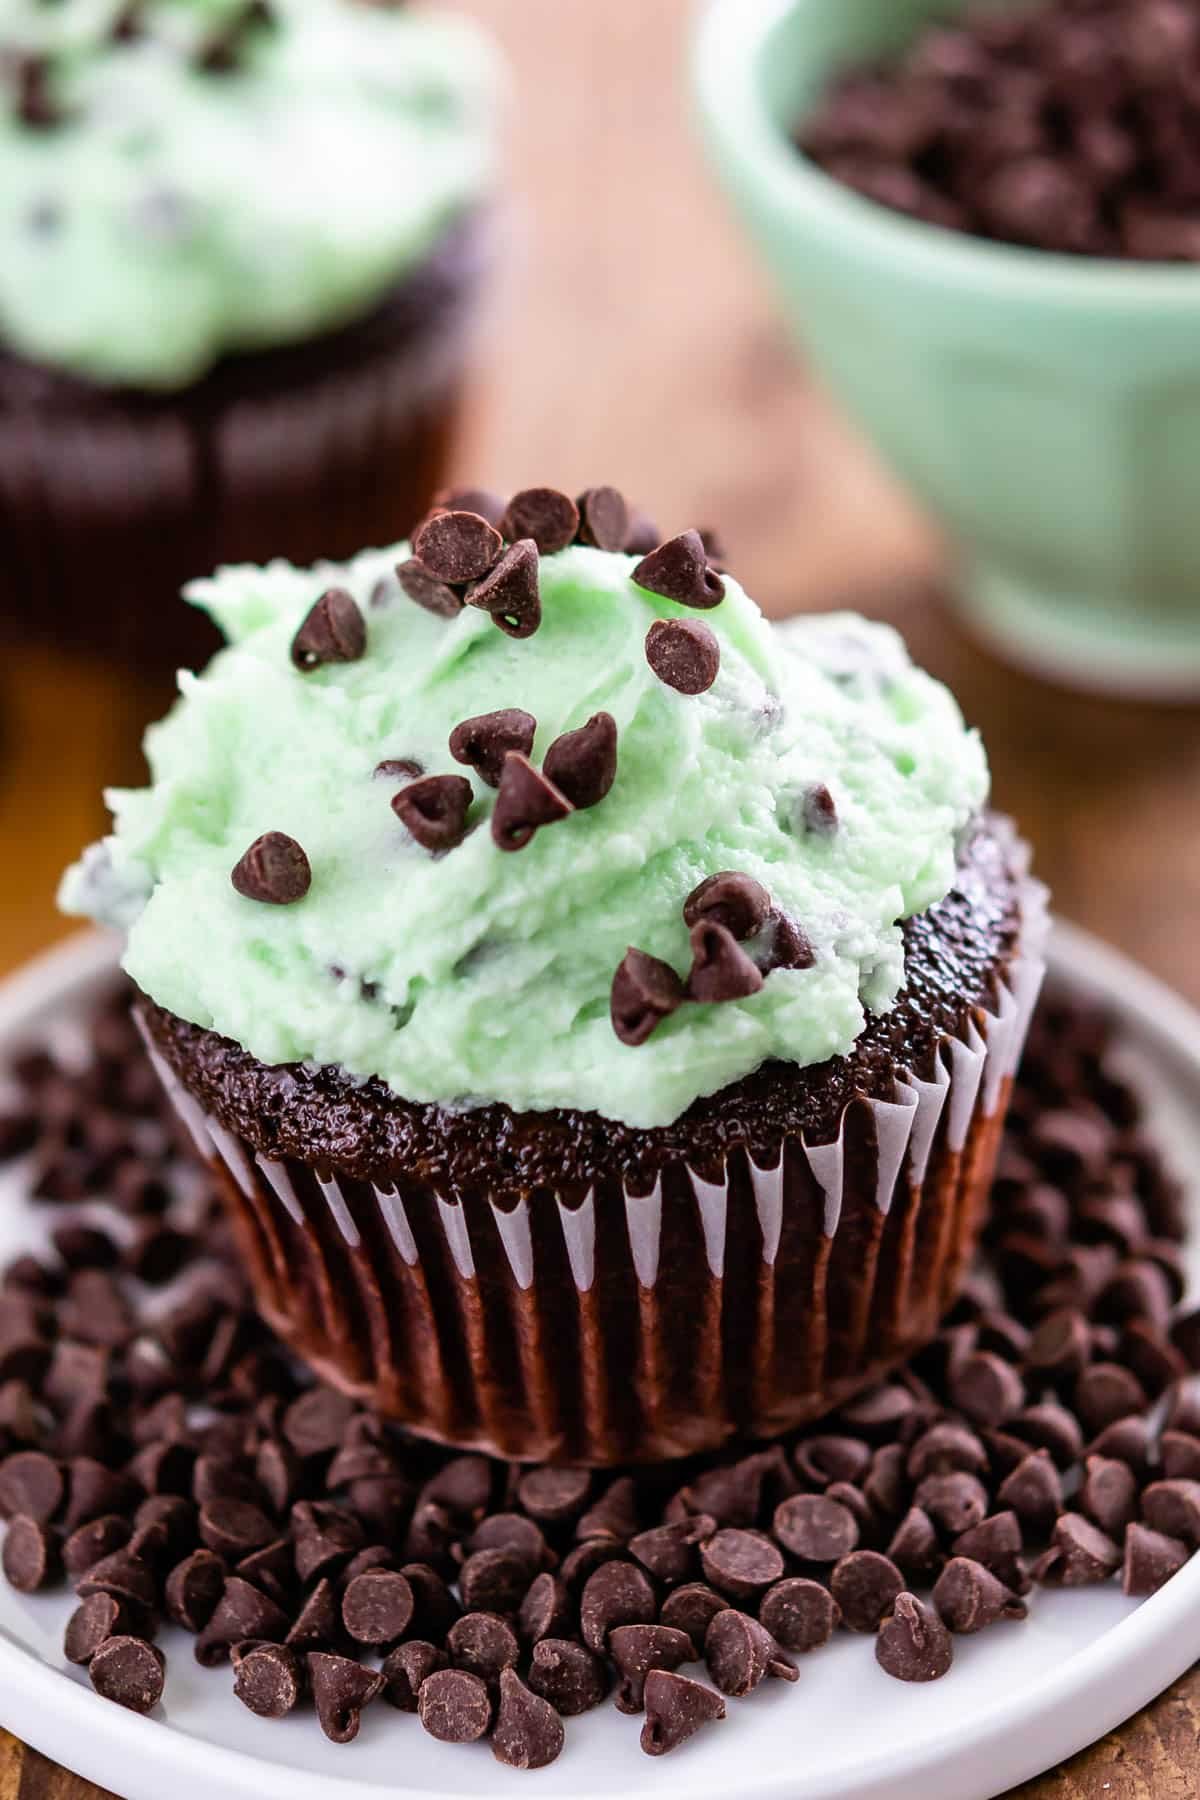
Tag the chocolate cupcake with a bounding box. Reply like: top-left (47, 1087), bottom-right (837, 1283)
top-left (0, 0), bottom-right (499, 673)
top-left (61, 488), bottom-right (1047, 1463)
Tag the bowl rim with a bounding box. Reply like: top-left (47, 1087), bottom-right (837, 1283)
top-left (693, 0), bottom-right (1200, 310)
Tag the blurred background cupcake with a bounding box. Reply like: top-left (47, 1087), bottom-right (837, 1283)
top-left (0, 0), bottom-right (501, 676)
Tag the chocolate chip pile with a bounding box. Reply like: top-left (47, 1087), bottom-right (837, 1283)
top-left (798, 0), bottom-right (1200, 259)
top-left (1, 987), bottom-right (1197, 1766)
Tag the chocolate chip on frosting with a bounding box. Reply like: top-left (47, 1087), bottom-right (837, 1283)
top-left (433, 487), bottom-right (507, 530)
top-left (611, 949), bottom-right (686, 1047)
top-left (683, 873), bottom-right (771, 942)
top-left (500, 488), bottom-right (580, 556)
top-left (392, 776), bottom-right (473, 854)
top-left (687, 921), bottom-right (765, 1005)
top-left (645, 618), bottom-right (721, 694)
top-left (543, 712), bottom-right (618, 810)
top-left (760, 912), bottom-right (817, 973)
top-left (291, 588), bottom-right (366, 672)
top-left (466, 540), bottom-right (542, 639)
top-left (802, 783), bottom-right (839, 835)
top-left (196, 1), bottom-right (276, 75)
top-left (395, 559), bottom-right (464, 619)
top-left (374, 757), bottom-right (425, 782)
top-left (576, 487), bottom-right (630, 553)
top-left (633, 531), bottom-right (725, 609)
top-left (491, 755), bottom-right (572, 852)
top-left (624, 510), bottom-right (663, 556)
top-left (449, 710), bottom-right (537, 788)
top-left (231, 832), bottom-right (311, 906)
top-left (413, 510), bottom-right (503, 585)
top-left (11, 55), bottom-right (59, 130)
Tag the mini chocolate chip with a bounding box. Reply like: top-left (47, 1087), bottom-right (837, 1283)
top-left (195, 1577), bottom-right (289, 1666)
top-left (1074, 1363), bottom-right (1148, 1434)
top-left (466, 539), bottom-right (542, 638)
top-left (231, 832), bottom-right (311, 906)
top-left (876, 1594), bottom-right (953, 1683)
top-left (63, 1515), bottom-right (132, 1578)
top-left (543, 712), bottom-right (618, 810)
top-left (447, 1610), bottom-right (520, 1683)
top-left (952, 1513), bottom-right (1029, 1595)
top-left (234, 1643), bottom-right (303, 1718)
top-left (395, 558), bottom-right (464, 618)
top-left (89, 1636), bottom-right (165, 1714)
top-left (491, 753), bottom-right (572, 851)
top-left (802, 783), bottom-right (838, 834)
top-left (629, 1515), bottom-right (716, 1586)
top-left (1141, 1479), bottom-right (1200, 1548)
top-left (640, 1670), bottom-right (725, 1756)
top-left (308, 1651), bottom-right (385, 1743)
top-left (706, 1608), bottom-right (794, 1696)
top-left (517, 1466), bottom-right (592, 1523)
top-left (198, 1497), bottom-right (274, 1559)
top-left (1011, 1403), bottom-right (1085, 1470)
top-left (286, 1578), bottom-right (340, 1651)
top-left (434, 487), bottom-right (507, 529)
top-left (0, 1450), bottom-right (63, 1522)
top-left (382, 1640), bottom-right (447, 1711)
top-left (76, 1551), bottom-right (157, 1612)
top-left (950, 1351), bottom-right (1025, 1426)
top-left (997, 1451), bottom-right (1063, 1537)
top-left (687, 919), bottom-right (765, 1005)
top-left (64, 1592), bottom-right (131, 1666)
top-left (610, 1623), bottom-right (698, 1712)
top-left (633, 531), bottom-right (725, 609)
top-left (1123, 1523), bottom-right (1189, 1597)
top-left (413, 510), bottom-right (503, 584)
top-left (611, 947), bottom-right (686, 1047)
top-left (518, 1571), bottom-right (573, 1645)
top-left (576, 486), bottom-right (629, 552)
top-left (914, 1472), bottom-right (990, 1537)
top-left (1038, 1514), bottom-right (1122, 1586)
top-left (419, 1667), bottom-right (493, 1742)
top-left (468, 1511), bottom-right (548, 1569)
top-left (459, 1548), bottom-right (531, 1615)
top-left (933, 1557), bottom-right (1025, 1633)
top-left (644, 618), bottom-right (721, 693)
top-left (1087, 1416), bottom-right (1152, 1476)
top-left (580, 1560), bottom-right (657, 1652)
top-left (500, 489), bottom-right (579, 555)
top-left (698, 1527), bottom-right (783, 1599)
top-left (392, 774), bottom-right (473, 854)
top-left (759, 1578), bottom-right (839, 1652)
top-left (449, 709), bottom-right (536, 787)
top-left (373, 757), bottom-right (425, 784)
top-left (492, 1666), bottom-right (565, 1769)
top-left (830, 1550), bottom-right (904, 1632)
top-left (887, 1507), bottom-right (943, 1580)
top-left (1162, 1433), bottom-right (1200, 1481)
top-left (400, 1562), bottom-right (462, 1639)
top-left (165, 1549), bottom-right (225, 1633)
top-left (1081, 1456), bottom-right (1138, 1538)
top-left (528, 1637), bottom-right (609, 1716)
top-left (1027, 1308), bottom-right (1092, 1382)
top-left (290, 588), bottom-right (365, 672)
top-left (342, 1568), bottom-right (414, 1645)
top-left (2, 1514), bottom-right (56, 1591)
top-left (773, 1494), bottom-right (859, 1562)
top-left (683, 872), bottom-right (771, 941)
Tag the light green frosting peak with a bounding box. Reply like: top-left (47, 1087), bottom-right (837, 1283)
top-left (60, 541), bottom-right (989, 1129)
top-left (2, 0), bottom-right (498, 389)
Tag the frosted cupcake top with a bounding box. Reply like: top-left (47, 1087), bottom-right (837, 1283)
top-left (1, 0), bottom-right (498, 390)
top-left (60, 486), bottom-right (990, 1129)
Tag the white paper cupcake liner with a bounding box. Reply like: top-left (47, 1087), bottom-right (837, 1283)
top-left (143, 862), bottom-right (1049, 1465)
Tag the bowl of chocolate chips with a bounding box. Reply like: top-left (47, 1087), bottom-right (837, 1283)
top-left (696, 0), bottom-right (1200, 699)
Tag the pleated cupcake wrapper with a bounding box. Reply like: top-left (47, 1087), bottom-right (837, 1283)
top-left (0, 221), bottom-right (490, 671)
top-left (143, 867), bottom-right (1049, 1466)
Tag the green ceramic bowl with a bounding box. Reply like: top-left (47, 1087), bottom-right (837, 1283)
top-left (695, 0), bottom-right (1200, 698)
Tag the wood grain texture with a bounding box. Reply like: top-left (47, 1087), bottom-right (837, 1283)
top-left (0, 0), bottom-right (1197, 1794)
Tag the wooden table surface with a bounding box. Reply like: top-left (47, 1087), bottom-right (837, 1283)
top-left (2, 1), bottom-right (1198, 1793)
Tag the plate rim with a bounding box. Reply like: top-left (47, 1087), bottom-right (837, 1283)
top-left (2, 923), bottom-right (1200, 1800)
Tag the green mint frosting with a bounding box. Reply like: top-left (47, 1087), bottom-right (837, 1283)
top-left (2, 0), bottom-right (497, 389)
top-left (60, 542), bottom-right (989, 1130)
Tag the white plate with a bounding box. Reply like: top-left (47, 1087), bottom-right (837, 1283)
top-left (2, 926), bottom-right (1200, 1800)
